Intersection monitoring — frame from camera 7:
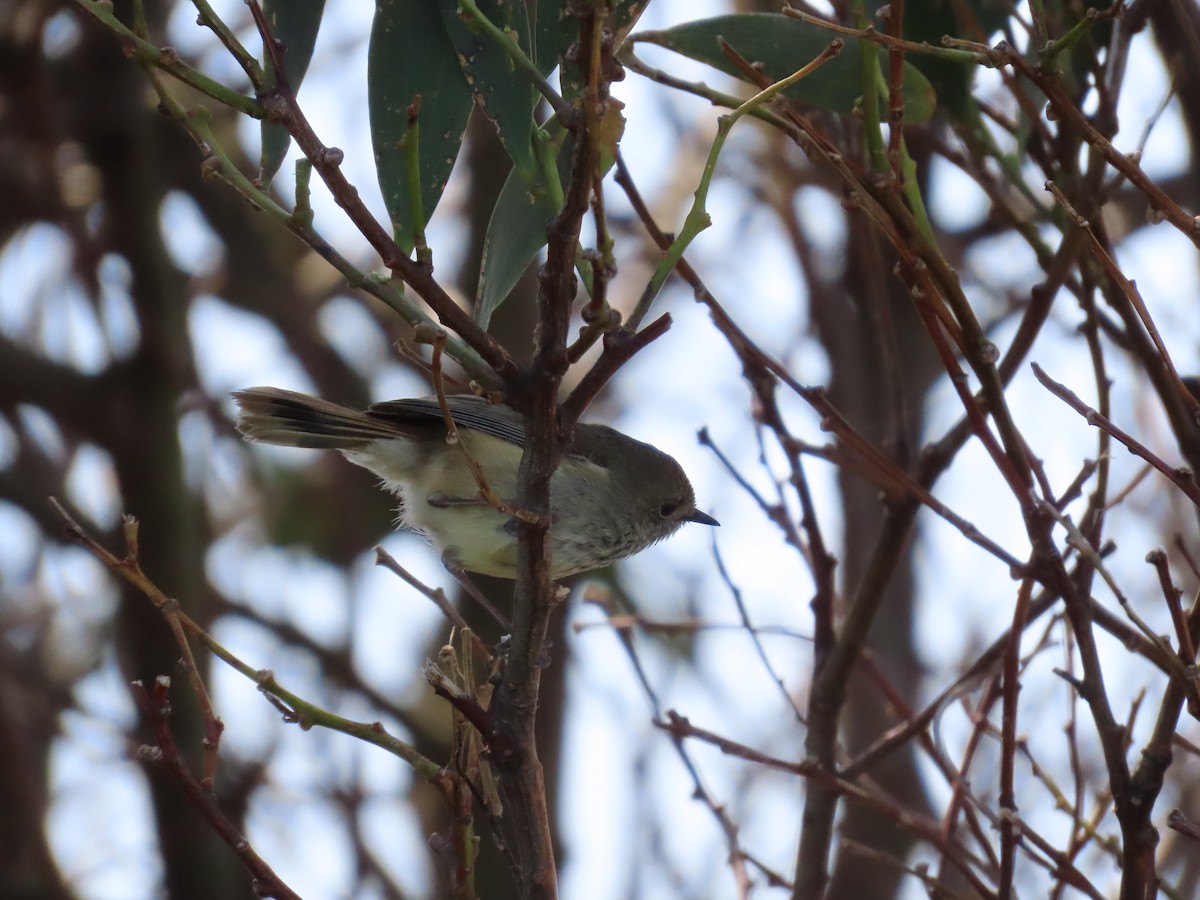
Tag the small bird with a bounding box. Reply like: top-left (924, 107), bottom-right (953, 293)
top-left (233, 387), bottom-right (717, 578)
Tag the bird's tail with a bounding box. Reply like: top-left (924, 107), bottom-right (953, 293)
top-left (233, 387), bottom-right (403, 449)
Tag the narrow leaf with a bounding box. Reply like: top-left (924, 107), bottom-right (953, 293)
top-left (635, 14), bottom-right (937, 123)
top-left (369, 0), bottom-right (474, 252)
top-left (475, 165), bottom-right (559, 330)
top-left (476, 123), bottom-right (575, 329)
top-left (533, 0), bottom-right (572, 76)
top-left (475, 101), bottom-right (623, 329)
top-left (439, 0), bottom-right (537, 180)
top-left (260, 0), bottom-right (326, 183)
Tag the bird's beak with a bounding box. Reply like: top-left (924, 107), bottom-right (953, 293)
top-left (688, 509), bottom-right (720, 526)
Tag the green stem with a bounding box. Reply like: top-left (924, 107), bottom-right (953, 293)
top-left (72, 0), bottom-right (262, 117)
top-left (851, 3), bottom-right (888, 173)
top-left (292, 158), bottom-right (314, 229)
top-left (193, 626), bottom-right (442, 778)
top-left (189, 0), bottom-right (267, 87)
top-left (533, 125), bottom-right (567, 212)
top-left (532, 123), bottom-right (595, 303)
top-left (897, 140), bottom-right (935, 242)
top-left (456, 0), bottom-right (571, 121)
top-left (400, 105), bottom-right (431, 267)
top-left (628, 43), bottom-right (843, 330)
top-left (1041, 7), bottom-right (1108, 67)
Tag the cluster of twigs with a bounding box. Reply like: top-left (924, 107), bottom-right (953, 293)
top-left (632, 6), bottom-right (1200, 899)
top-left (59, 0), bottom-right (1200, 897)
top-left (621, 2), bottom-right (1200, 898)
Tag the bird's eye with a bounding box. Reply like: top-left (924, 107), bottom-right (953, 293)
top-left (659, 502), bottom-right (678, 518)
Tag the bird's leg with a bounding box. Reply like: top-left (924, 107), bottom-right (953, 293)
top-left (427, 492), bottom-right (489, 508)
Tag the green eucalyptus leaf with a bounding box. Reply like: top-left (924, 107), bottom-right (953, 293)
top-left (369, 0), bottom-right (474, 252)
top-left (439, 0), bottom-right (537, 180)
top-left (533, 0), bottom-right (572, 77)
top-left (475, 167), bottom-right (558, 329)
top-left (610, 0), bottom-right (652, 43)
top-left (475, 97), bottom-right (624, 328)
top-left (260, 0), bottom-right (326, 183)
top-left (635, 13), bottom-right (937, 124)
top-left (475, 132), bottom-right (569, 329)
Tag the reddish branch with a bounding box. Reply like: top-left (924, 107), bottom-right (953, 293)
top-left (999, 576), bottom-right (1037, 896)
top-left (656, 711), bottom-right (999, 898)
top-left (1033, 364), bottom-right (1200, 508)
top-left (51, 499), bottom-right (225, 782)
top-left (997, 42), bottom-right (1200, 252)
top-left (132, 677), bottom-right (301, 900)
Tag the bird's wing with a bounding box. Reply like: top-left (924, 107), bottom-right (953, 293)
top-left (366, 396), bottom-right (528, 446)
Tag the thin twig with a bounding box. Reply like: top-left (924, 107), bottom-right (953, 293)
top-left (1032, 363), bottom-right (1200, 508)
top-left (132, 677), bottom-right (302, 900)
top-left (51, 498), bottom-right (443, 775)
top-left (51, 497), bottom-right (224, 782)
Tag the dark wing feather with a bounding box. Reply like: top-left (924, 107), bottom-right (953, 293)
top-left (366, 396), bottom-right (528, 446)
